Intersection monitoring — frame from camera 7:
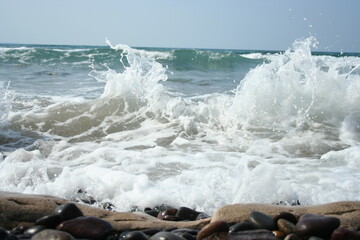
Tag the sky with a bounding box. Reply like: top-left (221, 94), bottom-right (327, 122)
top-left (0, 0), bottom-right (359, 52)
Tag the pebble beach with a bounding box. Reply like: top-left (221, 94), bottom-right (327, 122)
top-left (1, 192), bottom-right (360, 240)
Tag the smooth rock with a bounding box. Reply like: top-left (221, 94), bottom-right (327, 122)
top-left (141, 228), bottom-right (162, 236)
top-left (248, 211), bottom-right (276, 230)
top-left (211, 201), bottom-right (360, 230)
top-left (56, 216), bottom-right (113, 239)
top-left (149, 231), bottom-right (187, 240)
top-left (295, 214), bottom-right (340, 239)
top-left (272, 230), bottom-right (285, 239)
top-left (277, 219), bottom-right (295, 235)
top-left (175, 207), bottom-right (200, 221)
top-left (23, 225), bottom-right (46, 237)
top-left (273, 212), bottom-right (297, 224)
top-left (331, 227), bottom-right (360, 240)
top-left (228, 230), bottom-right (277, 240)
top-left (31, 229), bottom-right (75, 240)
top-left (171, 228), bottom-right (199, 236)
top-left (35, 214), bottom-right (63, 228)
top-left (0, 228), bottom-right (18, 240)
top-left (308, 237), bottom-right (324, 240)
top-left (196, 213), bottom-right (211, 220)
top-left (284, 234), bottom-right (302, 240)
top-left (145, 209), bottom-right (160, 218)
top-left (122, 231), bottom-right (148, 240)
top-left (229, 222), bottom-right (254, 233)
top-left (158, 209), bottom-right (181, 221)
top-left (174, 232), bottom-right (196, 240)
top-left (54, 203), bottom-right (83, 221)
top-left (197, 221), bottom-right (229, 240)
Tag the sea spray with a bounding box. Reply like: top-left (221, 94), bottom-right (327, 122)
top-left (0, 38), bottom-right (360, 213)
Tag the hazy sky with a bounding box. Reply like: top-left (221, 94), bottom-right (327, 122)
top-left (1, 0), bottom-right (359, 52)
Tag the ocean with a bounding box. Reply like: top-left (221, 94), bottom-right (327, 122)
top-left (0, 37), bottom-right (359, 213)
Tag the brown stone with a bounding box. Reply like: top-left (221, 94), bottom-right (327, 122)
top-left (277, 219), bottom-right (296, 235)
top-left (272, 230), bottom-right (285, 239)
top-left (331, 227), bottom-right (360, 240)
top-left (56, 216), bottom-right (113, 239)
top-left (197, 221), bottom-right (229, 240)
top-left (212, 201), bottom-right (360, 229)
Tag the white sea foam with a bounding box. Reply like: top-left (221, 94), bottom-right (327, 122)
top-left (1, 38), bottom-right (360, 213)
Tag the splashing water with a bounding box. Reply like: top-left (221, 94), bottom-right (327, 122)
top-left (0, 38), bottom-right (360, 213)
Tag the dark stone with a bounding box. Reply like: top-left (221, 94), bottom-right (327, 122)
top-left (35, 214), bottom-right (63, 228)
top-left (141, 228), bottom-right (162, 236)
top-left (54, 203), bottom-right (83, 221)
top-left (273, 212), bottom-right (297, 224)
top-left (0, 228), bottom-right (18, 240)
top-left (9, 226), bottom-right (27, 235)
top-left (228, 230), bottom-right (277, 240)
top-left (0, 228), bottom-right (8, 238)
top-left (295, 214), bottom-right (340, 239)
top-left (175, 207), bottom-right (200, 221)
top-left (149, 231), bottom-right (187, 240)
top-left (331, 227), bottom-right (360, 240)
top-left (308, 237), bottom-right (324, 240)
top-left (277, 218), bottom-right (295, 235)
top-left (229, 222), bottom-right (254, 233)
top-left (248, 211), bottom-right (276, 230)
top-left (31, 229), bottom-right (75, 240)
top-left (197, 221), bottom-right (229, 240)
top-left (145, 209), bottom-right (160, 218)
top-left (23, 225), bottom-right (46, 237)
top-left (14, 234), bottom-right (29, 239)
top-left (171, 228), bottom-right (199, 236)
top-left (284, 233), bottom-right (302, 240)
top-left (56, 216), bottom-right (113, 239)
top-left (122, 231), bottom-right (148, 240)
top-left (158, 209), bottom-right (181, 221)
top-left (174, 232), bottom-right (196, 240)
top-left (196, 213), bottom-right (211, 220)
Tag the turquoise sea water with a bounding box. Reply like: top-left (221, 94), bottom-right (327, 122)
top-left (1, 38), bottom-right (360, 212)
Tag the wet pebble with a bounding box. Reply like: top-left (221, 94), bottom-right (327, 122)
top-left (272, 230), bottom-right (286, 239)
top-left (228, 230), bottom-right (277, 240)
top-left (56, 216), bottom-right (113, 239)
top-left (157, 209), bottom-right (181, 221)
top-left (174, 232), bottom-right (196, 240)
top-left (197, 221), bottom-right (229, 240)
top-left (295, 214), bottom-right (340, 239)
top-left (175, 207), bottom-right (200, 221)
top-left (35, 214), bottom-right (63, 228)
top-left (331, 227), bottom-right (360, 240)
top-left (122, 230), bottom-right (148, 240)
top-left (196, 213), bottom-right (211, 220)
top-left (0, 228), bottom-right (18, 240)
top-left (31, 229), bottom-right (75, 240)
top-left (248, 211), bottom-right (276, 230)
top-left (23, 225), bottom-right (46, 237)
top-left (54, 203), bottom-right (83, 221)
top-left (277, 218), bottom-right (296, 235)
top-left (229, 222), bottom-right (254, 233)
top-left (284, 233), bottom-right (302, 240)
top-left (273, 212), bottom-right (297, 224)
top-left (149, 231), bottom-right (187, 240)
top-left (141, 228), bottom-right (162, 236)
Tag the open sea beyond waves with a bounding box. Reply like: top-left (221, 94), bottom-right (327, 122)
top-left (1, 37), bottom-right (360, 213)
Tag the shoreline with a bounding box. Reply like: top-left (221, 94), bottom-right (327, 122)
top-left (1, 191), bottom-right (360, 231)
